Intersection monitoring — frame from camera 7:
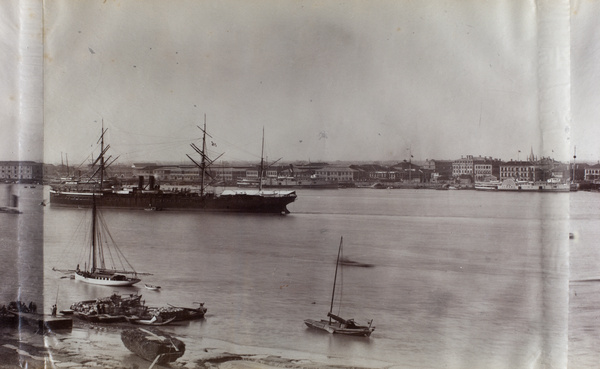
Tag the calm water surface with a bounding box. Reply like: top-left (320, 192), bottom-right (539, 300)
top-left (38, 187), bottom-right (572, 368)
top-left (568, 191), bottom-right (600, 369)
top-left (1, 184), bottom-right (580, 367)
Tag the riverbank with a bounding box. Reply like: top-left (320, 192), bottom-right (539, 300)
top-left (1, 322), bottom-right (393, 369)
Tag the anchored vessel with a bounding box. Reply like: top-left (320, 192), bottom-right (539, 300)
top-left (50, 121), bottom-right (297, 214)
top-left (496, 177), bottom-right (571, 192)
top-left (70, 196), bottom-right (141, 286)
top-left (304, 237), bottom-right (375, 337)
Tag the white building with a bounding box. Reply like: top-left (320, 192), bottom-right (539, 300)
top-left (315, 166), bottom-right (357, 182)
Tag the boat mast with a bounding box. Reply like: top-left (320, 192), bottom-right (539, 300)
top-left (329, 236), bottom-right (343, 323)
top-left (259, 127), bottom-right (265, 192)
top-left (91, 196), bottom-right (97, 272)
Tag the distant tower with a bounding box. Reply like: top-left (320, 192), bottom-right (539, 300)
top-left (529, 147), bottom-right (535, 162)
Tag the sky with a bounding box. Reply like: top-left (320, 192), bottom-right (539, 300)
top-left (1, 1), bottom-right (598, 165)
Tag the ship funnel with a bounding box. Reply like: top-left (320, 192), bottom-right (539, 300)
top-left (149, 176), bottom-right (155, 190)
top-left (138, 176), bottom-right (144, 189)
top-left (11, 195), bottom-right (18, 208)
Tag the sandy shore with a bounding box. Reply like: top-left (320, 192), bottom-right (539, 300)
top-left (0, 322), bottom-right (394, 369)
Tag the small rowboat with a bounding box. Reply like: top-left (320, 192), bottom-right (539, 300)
top-left (128, 316), bottom-right (176, 326)
top-left (144, 284), bottom-right (161, 291)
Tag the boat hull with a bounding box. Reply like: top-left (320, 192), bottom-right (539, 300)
top-left (304, 319), bottom-right (374, 337)
top-left (121, 328), bottom-right (185, 364)
top-left (74, 272), bottom-right (141, 287)
top-left (50, 189), bottom-right (296, 214)
top-left (496, 179), bottom-right (570, 192)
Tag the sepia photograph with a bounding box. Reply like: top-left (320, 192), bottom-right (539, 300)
top-left (1, 0), bottom-right (599, 368)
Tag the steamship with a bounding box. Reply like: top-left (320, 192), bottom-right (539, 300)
top-left (50, 124), bottom-right (297, 214)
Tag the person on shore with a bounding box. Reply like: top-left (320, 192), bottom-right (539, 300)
top-left (51, 304), bottom-right (57, 316)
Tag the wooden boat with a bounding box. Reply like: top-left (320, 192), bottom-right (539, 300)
top-left (69, 293), bottom-right (206, 324)
top-left (128, 316), bottom-right (176, 326)
top-left (121, 328), bottom-right (185, 364)
top-left (70, 195), bottom-right (141, 286)
top-left (70, 293), bottom-right (148, 322)
top-left (52, 127), bottom-right (145, 286)
top-left (144, 284), bottom-right (161, 291)
top-left (147, 303), bottom-right (207, 321)
top-left (304, 237), bottom-right (375, 337)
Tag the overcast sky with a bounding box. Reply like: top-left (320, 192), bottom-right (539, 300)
top-left (1, 1), bottom-right (598, 165)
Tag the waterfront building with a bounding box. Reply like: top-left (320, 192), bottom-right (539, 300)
top-left (0, 161), bottom-right (43, 183)
top-left (452, 155), bottom-right (474, 178)
top-left (584, 163), bottom-right (600, 181)
top-left (499, 161), bottom-right (540, 181)
top-left (314, 165), bottom-right (358, 183)
top-left (390, 162), bottom-right (424, 182)
top-left (473, 160), bottom-right (493, 182)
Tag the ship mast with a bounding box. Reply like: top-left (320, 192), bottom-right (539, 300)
top-left (572, 146), bottom-right (577, 183)
top-left (259, 127), bottom-right (265, 192)
top-left (99, 121), bottom-right (106, 189)
top-left (91, 196), bottom-right (97, 272)
top-left (200, 115), bottom-right (207, 196)
top-left (187, 115), bottom-right (224, 196)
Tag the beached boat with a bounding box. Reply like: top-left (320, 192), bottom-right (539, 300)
top-left (304, 237), bottom-right (375, 337)
top-left (49, 123), bottom-right (297, 214)
top-left (121, 328), bottom-right (185, 364)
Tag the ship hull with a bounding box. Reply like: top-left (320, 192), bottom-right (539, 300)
top-left (74, 272), bottom-right (141, 287)
top-left (50, 189), bottom-right (297, 214)
top-left (496, 179), bottom-right (570, 192)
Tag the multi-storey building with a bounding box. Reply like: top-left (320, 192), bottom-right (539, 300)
top-left (584, 163), bottom-right (600, 181)
top-left (452, 155), bottom-right (474, 177)
top-left (499, 161), bottom-right (540, 181)
top-left (0, 161), bottom-right (43, 182)
top-left (473, 158), bottom-right (493, 181)
top-left (314, 166), bottom-right (357, 182)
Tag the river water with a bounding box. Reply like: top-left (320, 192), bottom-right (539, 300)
top-left (1, 184), bottom-right (591, 368)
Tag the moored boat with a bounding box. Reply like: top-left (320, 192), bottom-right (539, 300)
top-left (304, 237), bottom-right (375, 337)
top-left (497, 178), bottom-right (570, 192)
top-left (127, 316), bottom-right (176, 326)
top-left (474, 181), bottom-right (501, 191)
top-left (68, 293), bottom-right (207, 323)
top-left (71, 195), bottom-right (141, 287)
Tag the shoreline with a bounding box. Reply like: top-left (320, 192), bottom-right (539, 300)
top-left (2, 323), bottom-right (394, 369)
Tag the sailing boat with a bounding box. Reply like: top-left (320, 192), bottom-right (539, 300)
top-left (73, 195), bottom-right (141, 286)
top-left (304, 237), bottom-right (375, 337)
